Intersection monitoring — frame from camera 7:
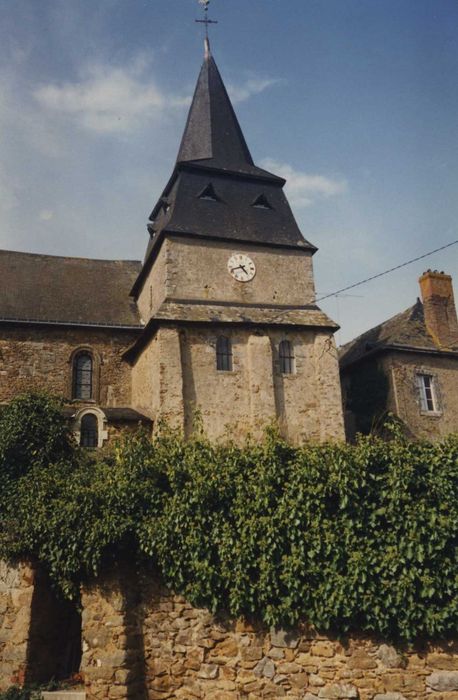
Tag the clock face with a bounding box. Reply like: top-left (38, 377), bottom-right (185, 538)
top-left (227, 253), bottom-right (256, 282)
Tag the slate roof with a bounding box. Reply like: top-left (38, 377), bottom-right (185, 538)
top-left (132, 46), bottom-right (316, 298)
top-left (177, 48), bottom-right (281, 181)
top-left (0, 250), bottom-right (142, 328)
top-left (339, 299), bottom-right (456, 369)
top-left (62, 406), bottom-right (151, 423)
top-left (124, 301), bottom-right (338, 363)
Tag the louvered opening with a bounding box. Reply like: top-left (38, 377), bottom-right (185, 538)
top-left (252, 194), bottom-right (273, 210)
top-left (198, 183), bottom-right (220, 202)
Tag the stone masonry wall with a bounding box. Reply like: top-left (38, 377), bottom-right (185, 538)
top-left (136, 237), bottom-right (316, 327)
top-left (0, 561), bottom-right (34, 690)
top-left (80, 569), bottom-right (458, 700)
top-left (382, 351), bottom-right (458, 440)
top-left (132, 325), bottom-right (345, 444)
top-left (164, 238), bottom-right (316, 308)
top-left (0, 325), bottom-right (138, 407)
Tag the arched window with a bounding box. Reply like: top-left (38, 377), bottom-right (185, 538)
top-left (72, 352), bottom-right (93, 399)
top-left (80, 413), bottom-right (98, 448)
top-left (216, 336), bottom-right (232, 372)
top-left (279, 340), bottom-right (295, 374)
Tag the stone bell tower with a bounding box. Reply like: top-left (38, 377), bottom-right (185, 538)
top-left (127, 39), bottom-right (344, 443)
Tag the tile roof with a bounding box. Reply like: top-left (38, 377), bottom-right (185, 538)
top-left (0, 250), bottom-right (142, 328)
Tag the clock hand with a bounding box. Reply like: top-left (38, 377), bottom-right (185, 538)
top-left (239, 264), bottom-right (247, 273)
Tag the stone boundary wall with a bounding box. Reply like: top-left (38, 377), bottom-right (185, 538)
top-left (1, 563), bottom-right (458, 700)
top-left (80, 571), bottom-right (458, 700)
top-left (0, 561), bottom-right (34, 690)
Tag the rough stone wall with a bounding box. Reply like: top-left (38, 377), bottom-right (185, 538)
top-left (132, 335), bottom-right (160, 421)
top-left (132, 325), bottom-right (344, 443)
top-left (141, 237), bottom-right (316, 312)
top-left (384, 352), bottom-right (458, 439)
top-left (341, 351), bottom-right (458, 441)
top-left (0, 561), bottom-right (34, 690)
top-left (0, 325), bottom-right (137, 407)
top-left (137, 241), bottom-right (171, 324)
top-left (80, 570), bottom-right (458, 700)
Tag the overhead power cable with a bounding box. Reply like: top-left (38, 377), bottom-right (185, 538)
top-left (316, 239), bottom-right (458, 302)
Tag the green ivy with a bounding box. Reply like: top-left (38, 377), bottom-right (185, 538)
top-left (0, 394), bottom-right (457, 642)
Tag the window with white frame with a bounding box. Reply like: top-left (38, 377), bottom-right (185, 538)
top-left (73, 407), bottom-right (108, 448)
top-left (416, 373), bottom-right (439, 413)
top-left (80, 413), bottom-right (98, 448)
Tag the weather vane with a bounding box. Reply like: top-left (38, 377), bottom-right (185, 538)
top-left (196, 0), bottom-right (218, 48)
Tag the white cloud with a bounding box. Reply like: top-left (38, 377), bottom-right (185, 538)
top-left (33, 55), bottom-right (279, 135)
top-left (34, 57), bottom-right (188, 134)
top-left (260, 158), bottom-right (348, 208)
top-left (228, 78), bottom-right (280, 104)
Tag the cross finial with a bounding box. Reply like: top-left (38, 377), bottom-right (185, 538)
top-left (195, 0), bottom-right (218, 57)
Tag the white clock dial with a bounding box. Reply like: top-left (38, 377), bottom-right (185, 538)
top-left (227, 254), bottom-right (256, 282)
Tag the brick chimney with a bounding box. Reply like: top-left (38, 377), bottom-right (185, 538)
top-left (419, 270), bottom-right (458, 348)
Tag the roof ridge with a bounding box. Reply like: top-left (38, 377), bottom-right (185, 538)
top-left (339, 302), bottom-right (420, 351)
top-left (0, 249), bottom-right (141, 265)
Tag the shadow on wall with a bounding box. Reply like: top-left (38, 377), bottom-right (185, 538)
top-left (81, 558), bottom-right (148, 699)
top-left (25, 567), bottom-right (82, 684)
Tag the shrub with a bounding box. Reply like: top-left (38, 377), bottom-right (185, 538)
top-left (0, 395), bottom-right (457, 641)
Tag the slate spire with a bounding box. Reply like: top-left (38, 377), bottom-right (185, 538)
top-left (176, 40), bottom-right (255, 173)
top-left (131, 43), bottom-right (317, 299)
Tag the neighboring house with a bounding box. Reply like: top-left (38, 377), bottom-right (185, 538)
top-left (0, 40), bottom-right (345, 447)
top-left (340, 270), bottom-right (458, 440)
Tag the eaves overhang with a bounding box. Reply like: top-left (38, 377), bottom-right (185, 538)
top-left (339, 342), bottom-right (458, 371)
top-left (178, 161), bottom-right (286, 186)
top-left (0, 317), bottom-right (143, 332)
top-left (124, 301), bottom-right (339, 364)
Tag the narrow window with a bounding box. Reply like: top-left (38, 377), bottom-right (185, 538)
top-left (198, 183), bottom-right (219, 202)
top-left (279, 340), bottom-right (295, 374)
top-left (80, 414), bottom-right (98, 448)
top-left (216, 336), bottom-right (232, 372)
top-left (73, 352), bottom-right (93, 400)
top-left (252, 194), bottom-right (273, 210)
top-left (417, 373), bottom-right (438, 412)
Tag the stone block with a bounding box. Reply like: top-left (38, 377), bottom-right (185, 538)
top-left (427, 671), bottom-right (458, 691)
top-left (318, 683), bottom-right (358, 698)
top-left (41, 694), bottom-right (86, 700)
top-left (428, 653), bottom-right (458, 671)
top-left (311, 642), bottom-right (335, 658)
top-left (254, 656), bottom-right (275, 679)
top-left (198, 663), bottom-right (219, 679)
top-left (270, 627), bottom-right (300, 648)
top-left (376, 645), bottom-right (404, 669)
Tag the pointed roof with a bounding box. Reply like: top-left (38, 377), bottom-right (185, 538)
top-left (131, 43), bottom-right (317, 298)
top-left (176, 41), bottom-right (279, 180)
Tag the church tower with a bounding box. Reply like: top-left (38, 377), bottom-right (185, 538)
top-left (127, 39), bottom-right (344, 443)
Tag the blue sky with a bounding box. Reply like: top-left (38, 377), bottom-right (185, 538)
top-left (1, 0), bottom-right (457, 343)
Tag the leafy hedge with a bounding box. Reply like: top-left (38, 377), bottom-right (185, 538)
top-left (1, 393), bottom-right (457, 642)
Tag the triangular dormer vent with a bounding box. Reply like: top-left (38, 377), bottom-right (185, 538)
top-left (252, 194), bottom-right (273, 210)
top-left (198, 183), bottom-right (220, 202)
